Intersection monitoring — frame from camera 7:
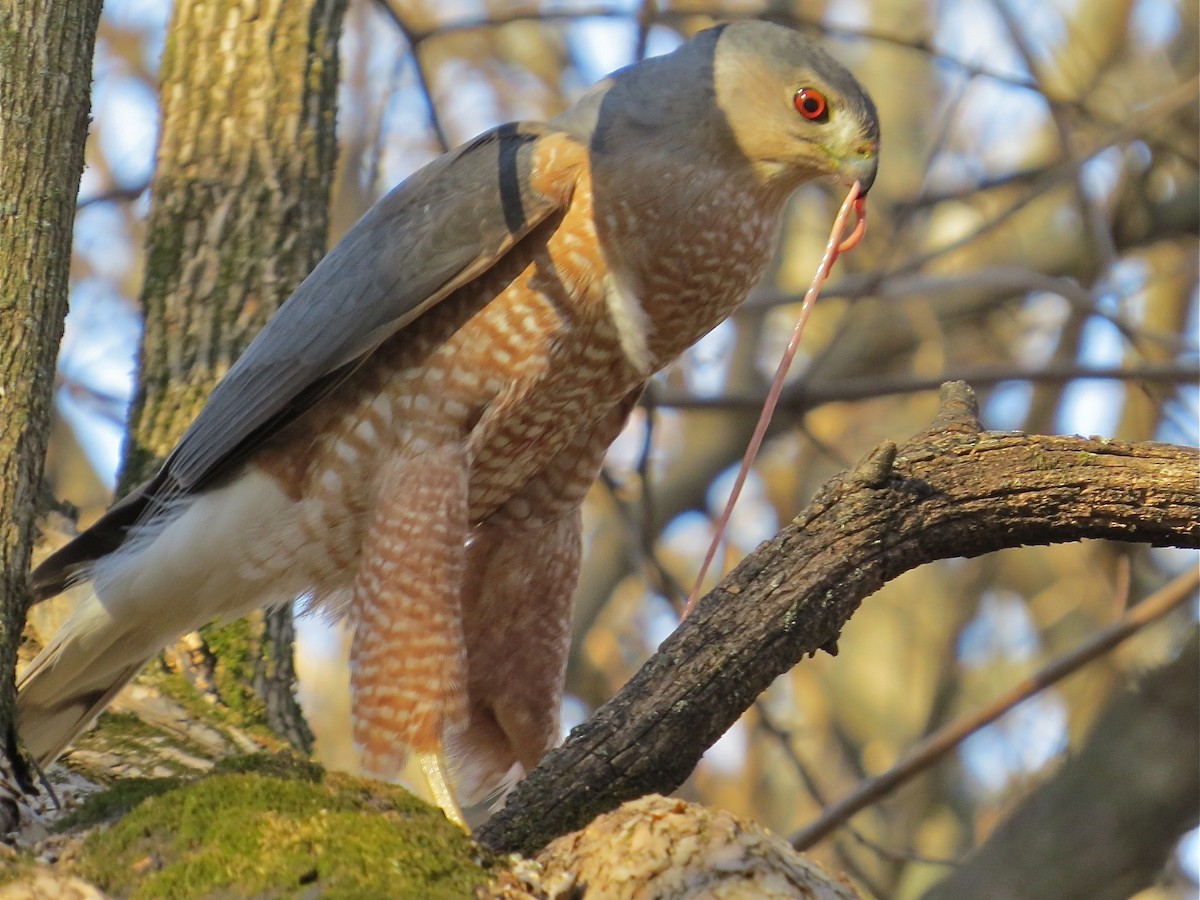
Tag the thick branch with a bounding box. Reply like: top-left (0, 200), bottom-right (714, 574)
top-left (477, 382), bottom-right (1199, 854)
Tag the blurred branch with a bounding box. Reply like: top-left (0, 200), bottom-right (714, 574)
top-left (363, 0), bottom-right (1197, 210)
top-left (791, 566), bottom-right (1197, 850)
top-left (864, 78), bottom-right (1199, 282)
top-left (388, 3), bottom-right (1156, 128)
top-left (374, 1), bottom-right (449, 152)
top-left (477, 381), bottom-right (1199, 855)
top-left (76, 180), bottom-right (149, 209)
top-left (992, 0), bottom-right (1117, 269)
top-left (752, 265), bottom-right (1193, 359)
top-left (653, 362), bottom-right (1199, 412)
top-left (596, 469), bottom-right (686, 607)
top-left (754, 702), bottom-right (921, 894)
top-left (402, 3), bottom-right (636, 43)
top-left (922, 629), bottom-right (1200, 900)
top-left (55, 375), bottom-right (128, 426)
top-left (633, 0), bottom-right (657, 61)
top-left (891, 165), bottom-right (1055, 214)
top-left (112, 0), bottom-right (347, 753)
top-left (820, 22), bottom-right (1199, 165)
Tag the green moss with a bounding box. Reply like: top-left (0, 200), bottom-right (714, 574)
top-left (0, 855), bottom-right (35, 887)
top-left (212, 751), bottom-right (325, 783)
top-left (140, 631), bottom-right (286, 750)
top-left (198, 616), bottom-right (270, 724)
top-left (75, 769), bottom-right (492, 898)
top-left (54, 777), bottom-right (183, 832)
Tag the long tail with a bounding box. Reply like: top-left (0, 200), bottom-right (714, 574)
top-left (17, 588), bottom-right (152, 767)
top-left (18, 469), bottom-right (298, 767)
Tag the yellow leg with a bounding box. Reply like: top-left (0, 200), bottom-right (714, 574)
top-left (417, 750), bottom-right (466, 828)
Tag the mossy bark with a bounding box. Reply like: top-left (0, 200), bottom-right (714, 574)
top-left (69, 755), bottom-right (495, 899)
top-left (0, 0), bottom-right (102, 776)
top-left (117, 0), bottom-right (348, 752)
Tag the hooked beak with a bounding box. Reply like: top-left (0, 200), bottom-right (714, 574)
top-left (839, 147), bottom-right (878, 195)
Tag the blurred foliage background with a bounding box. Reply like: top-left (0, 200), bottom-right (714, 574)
top-left (44, 0), bottom-right (1197, 896)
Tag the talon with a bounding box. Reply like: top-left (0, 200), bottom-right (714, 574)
top-left (418, 750), bottom-right (467, 829)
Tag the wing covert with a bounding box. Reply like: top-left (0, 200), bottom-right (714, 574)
top-left (30, 122), bottom-right (581, 601)
top-left (164, 121), bottom-right (577, 493)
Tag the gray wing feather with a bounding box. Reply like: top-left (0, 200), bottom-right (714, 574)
top-left (29, 122), bottom-right (575, 600)
top-left (164, 121), bottom-right (571, 491)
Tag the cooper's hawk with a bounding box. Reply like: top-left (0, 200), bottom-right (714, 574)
top-left (19, 21), bottom-right (878, 822)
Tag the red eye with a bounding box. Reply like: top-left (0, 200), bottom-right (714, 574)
top-left (794, 87), bottom-right (827, 121)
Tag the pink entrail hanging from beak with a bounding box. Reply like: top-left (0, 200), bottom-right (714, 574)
top-left (683, 182), bottom-right (868, 619)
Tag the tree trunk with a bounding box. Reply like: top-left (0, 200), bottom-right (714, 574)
top-left (0, 0), bottom-right (102, 780)
top-left (117, 0), bottom-right (347, 751)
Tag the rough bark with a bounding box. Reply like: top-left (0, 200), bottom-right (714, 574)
top-left (485, 795), bottom-right (862, 898)
top-left (0, 0), bottom-right (102, 780)
top-left (477, 381), bottom-right (1200, 855)
top-left (115, 0), bottom-right (347, 752)
top-left (119, 0), bottom-right (344, 487)
top-left (922, 632), bottom-right (1199, 900)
